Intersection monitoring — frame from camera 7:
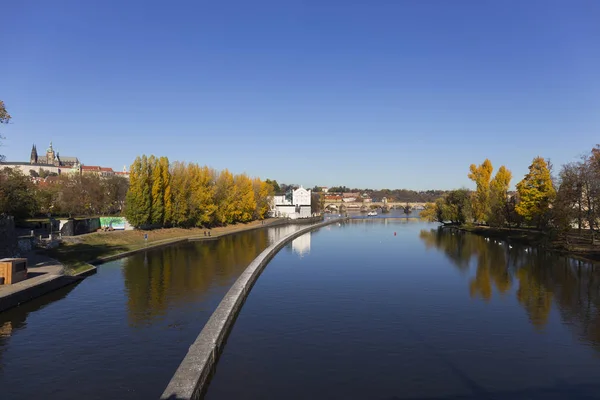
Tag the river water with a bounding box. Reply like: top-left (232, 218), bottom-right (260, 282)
top-left (2, 219), bottom-right (600, 399)
top-left (205, 219), bottom-right (600, 400)
top-left (0, 224), bottom-right (303, 400)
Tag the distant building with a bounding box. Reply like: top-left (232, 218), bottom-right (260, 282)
top-left (0, 142), bottom-right (129, 179)
top-left (1, 142), bottom-right (80, 176)
top-left (321, 187), bottom-right (329, 193)
top-left (342, 192), bottom-right (360, 203)
top-left (271, 186), bottom-right (312, 219)
top-left (81, 165), bottom-right (115, 177)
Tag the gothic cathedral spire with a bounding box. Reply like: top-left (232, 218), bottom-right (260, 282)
top-left (30, 144), bottom-right (38, 164)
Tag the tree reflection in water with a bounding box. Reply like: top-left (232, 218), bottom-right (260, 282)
top-left (122, 230), bottom-right (270, 327)
top-left (420, 227), bottom-right (600, 346)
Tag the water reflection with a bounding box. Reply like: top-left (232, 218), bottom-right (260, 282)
top-left (0, 284), bottom-right (79, 370)
top-left (292, 232), bottom-right (311, 257)
top-left (420, 227), bottom-right (600, 345)
top-left (122, 230), bottom-right (272, 327)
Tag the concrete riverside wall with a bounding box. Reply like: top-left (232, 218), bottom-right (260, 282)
top-left (60, 218), bottom-right (102, 236)
top-left (160, 218), bottom-right (344, 400)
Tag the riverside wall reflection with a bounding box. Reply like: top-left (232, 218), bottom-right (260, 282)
top-left (420, 227), bottom-right (600, 348)
top-left (122, 230), bottom-right (272, 327)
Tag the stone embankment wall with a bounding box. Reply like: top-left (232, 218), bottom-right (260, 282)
top-left (160, 217), bottom-right (344, 400)
top-left (60, 218), bottom-right (102, 236)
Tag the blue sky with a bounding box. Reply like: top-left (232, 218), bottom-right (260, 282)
top-left (1, 1), bottom-right (599, 190)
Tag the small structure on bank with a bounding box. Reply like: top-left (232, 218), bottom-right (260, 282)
top-left (0, 258), bottom-right (28, 285)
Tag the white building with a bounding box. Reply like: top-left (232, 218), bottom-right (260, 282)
top-left (271, 186), bottom-right (312, 219)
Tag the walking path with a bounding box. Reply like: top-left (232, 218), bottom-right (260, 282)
top-left (0, 253), bottom-right (70, 312)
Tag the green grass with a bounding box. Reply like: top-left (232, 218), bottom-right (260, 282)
top-left (63, 262), bottom-right (96, 276)
top-left (42, 219), bottom-right (277, 267)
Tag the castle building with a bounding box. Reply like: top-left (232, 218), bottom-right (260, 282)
top-left (1, 142), bottom-right (80, 176)
top-left (1, 142), bottom-right (129, 179)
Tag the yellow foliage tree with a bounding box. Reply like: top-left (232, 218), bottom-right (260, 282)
top-left (232, 174), bottom-right (256, 223)
top-left (253, 178), bottom-right (274, 220)
top-left (468, 159), bottom-right (493, 223)
top-left (160, 157), bottom-right (172, 225)
top-left (516, 157), bottom-right (556, 228)
top-left (215, 169), bottom-right (236, 225)
top-left (487, 166), bottom-right (512, 226)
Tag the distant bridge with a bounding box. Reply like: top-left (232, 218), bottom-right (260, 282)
top-left (325, 202), bottom-right (427, 210)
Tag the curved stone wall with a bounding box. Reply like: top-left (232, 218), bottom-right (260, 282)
top-left (160, 218), bottom-right (344, 400)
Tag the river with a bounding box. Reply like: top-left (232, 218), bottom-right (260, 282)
top-left (0, 224), bottom-right (303, 399)
top-left (2, 218), bottom-right (600, 399)
top-left (205, 219), bottom-right (600, 399)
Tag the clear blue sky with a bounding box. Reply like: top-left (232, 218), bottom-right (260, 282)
top-left (1, 0), bottom-right (599, 190)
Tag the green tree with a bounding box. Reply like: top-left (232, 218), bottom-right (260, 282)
top-left (468, 159), bottom-right (493, 223)
top-left (516, 157), bottom-right (556, 228)
top-left (0, 168), bottom-right (37, 218)
top-left (125, 156), bottom-right (152, 227)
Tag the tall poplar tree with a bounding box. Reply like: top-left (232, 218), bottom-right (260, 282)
top-left (468, 159), bottom-right (493, 223)
top-left (125, 156), bottom-right (152, 227)
top-left (214, 169), bottom-right (236, 225)
top-left (487, 166), bottom-right (512, 226)
top-left (160, 157), bottom-right (173, 226)
top-left (516, 157), bottom-right (555, 228)
top-left (151, 156), bottom-right (165, 225)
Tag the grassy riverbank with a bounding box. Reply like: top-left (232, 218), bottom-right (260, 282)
top-left (43, 218), bottom-right (282, 269)
top-left (456, 225), bottom-right (600, 262)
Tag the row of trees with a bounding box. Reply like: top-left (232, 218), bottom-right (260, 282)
top-left (422, 146), bottom-right (600, 242)
top-left (124, 155), bottom-right (274, 228)
top-left (0, 167), bottom-right (129, 219)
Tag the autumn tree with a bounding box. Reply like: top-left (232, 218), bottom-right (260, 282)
top-left (468, 159), bottom-right (493, 224)
top-left (169, 161), bottom-right (193, 226)
top-left (254, 178), bottom-right (274, 220)
top-left (214, 169), bottom-right (236, 225)
top-left (189, 164), bottom-right (217, 227)
top-left (419, 202), bottom-right (439, 222)
top-left (150, 155), bottom-right (165, 225)
top-left (161, 157), bottom-right (173, 225)
top-left (516, 157), bottom-right (556, 228)
top-left (232, 174), bottom-right (256, 223)
top-left (125, 156), bottom-right (153, 227)
top-left (487, 166), bottom-right (512, 226)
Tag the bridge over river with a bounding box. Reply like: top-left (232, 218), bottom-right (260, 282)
top-left (325, 201), bottom-right (427, 210)
top-left (2, 218), bottom-right (600, 399)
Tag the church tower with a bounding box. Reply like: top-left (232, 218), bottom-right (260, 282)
top-left (30, 144), bottom-right (38, 164)
top-left (46, 142), bottom-right (56, 165)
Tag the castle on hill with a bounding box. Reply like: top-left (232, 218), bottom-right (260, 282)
top-left (29, 142), bottom-right (80, 167)
top-left (1, 142), bottom-right (129, 178)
